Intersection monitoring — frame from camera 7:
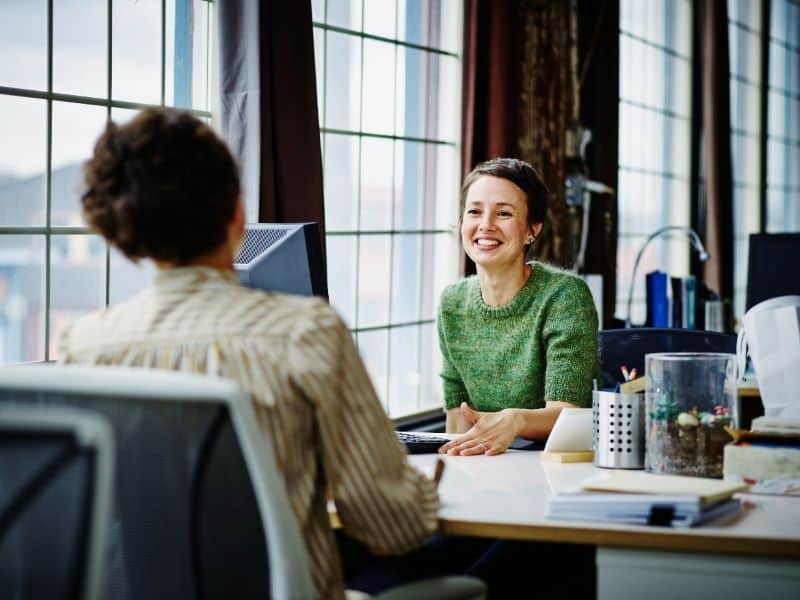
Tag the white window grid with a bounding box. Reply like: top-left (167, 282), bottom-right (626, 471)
top-left (312, 0), bottom-right (462, 418)
top-left (0, 0), bottom-right (215, 363)
top-left (617, 0), bottom-right (693, 325)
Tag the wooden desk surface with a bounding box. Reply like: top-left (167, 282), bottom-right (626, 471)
top-left (408, 452), bottom-right (800, 558)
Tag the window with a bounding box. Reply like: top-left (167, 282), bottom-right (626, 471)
top-left (312, 0), bottom-right (462, 418)
top-left (766, 0), bottom-right (800, 233)
top-left (616, 0), bottom-right (693, 325)
top-left (0, 0), bottom-right (216, 364)
top-left (728, 0), bottom-right (763, 321)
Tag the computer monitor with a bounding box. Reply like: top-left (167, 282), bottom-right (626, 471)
top-left (746, 233), bottom-right (800, 310)
top-left (234, 222), bottom-right (328, 299)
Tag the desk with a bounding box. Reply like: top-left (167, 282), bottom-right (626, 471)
top-left (409, 452), bottom-right (800, 600)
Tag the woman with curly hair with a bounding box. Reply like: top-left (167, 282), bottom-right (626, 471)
top-left (59, 108), bottom-right (440, 598)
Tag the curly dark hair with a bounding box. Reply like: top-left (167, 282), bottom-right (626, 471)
top-left (461, 157), bottom-right (548, 225)
top-left (82, 108), bottom-right (240, 263)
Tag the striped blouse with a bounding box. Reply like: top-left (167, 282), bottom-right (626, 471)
top-left (58, 266), bottom-right (439, 598)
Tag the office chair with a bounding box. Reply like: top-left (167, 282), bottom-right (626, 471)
top-left (0, 406), bottom-right (115, 600)
top-left (598, 328), bottom-right (737, 388)
top-left (0, 365), bottom-right (485, 600)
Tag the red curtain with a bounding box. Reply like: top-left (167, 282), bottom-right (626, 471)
top-left (701, 0), bottom-right (734, 309)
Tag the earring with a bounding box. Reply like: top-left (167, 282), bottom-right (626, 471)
top-left (527, 236), bottom-right (535, 244)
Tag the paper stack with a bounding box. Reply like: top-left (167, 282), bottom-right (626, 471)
top-left (546, 470), bottom-right (747, 528)
top-left (723, 421), bottom-right (800, 494)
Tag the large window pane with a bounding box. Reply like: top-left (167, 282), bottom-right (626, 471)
top-left (360, 137), bottom-right (394, 231)
top-left (48, 235), bottom-right (106, 360)
top-left (326, 235), bottom-right (357, 327)
top-left (396, 46), bottom-right (429, 138)
top-left (51, 102), bottom-right (108, 227)
top-left (394, 140), bottom-right (427, 230)
top-left (363, 0), bottom-right (396, 39)
top-left (357, 235), bottom-right (391, 328)
top-left (391, 234), bottom-right (421, 324)
top-left (357, 328), bottom-right (388, 407)
top-left (388, 325), bottom-right (419, 417)
top-left (314, 26), bottom-right (325, 126)
top-left (112, 0), bottom-right (162, 104)
top-left (0, 0), bottom-right (47, 90)
top-left (327, 0), bottom-right (362, 31)
top-left (323, 133), bottom-right (359, 230)
top-left (314, 2), bottom-right (461, 416)
top-left (53, 0), bottom-right (108, 98)
top-left (325, 31), bottom-right (362, 131)
top-left (0, 96), bottom-right (46, 227)
top-left (361, 39), bottom-right (396, 135)
top-left (165, 0), bottom-right (213, 110)
top-left (0, 236), bottom-right (45, 363)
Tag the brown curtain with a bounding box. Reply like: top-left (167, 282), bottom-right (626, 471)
top-left (461, 0), bottom-right (521, 174)
top-left (701, 0), bottom-right (734, 311)
top-left (461, 0), bottom-right (576, 273)
top-left (577, 0), bottom-right (619, 325)
top-left (218, 1), bottom-right (325, 240)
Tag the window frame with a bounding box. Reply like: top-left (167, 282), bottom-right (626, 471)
top-left (0, 0), bottom-right (214, 362)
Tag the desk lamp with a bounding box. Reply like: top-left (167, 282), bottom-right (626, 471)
top-left (625, 225), bottom-right (709, 328)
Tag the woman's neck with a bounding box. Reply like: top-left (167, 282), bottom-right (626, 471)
top-left (476, 262), bottom-right (532, 307)
top-left (154, 244), bottom-right (235, 271)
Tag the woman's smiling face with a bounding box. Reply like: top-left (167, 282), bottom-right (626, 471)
top-left (461, 175), bottom-right (538, 272)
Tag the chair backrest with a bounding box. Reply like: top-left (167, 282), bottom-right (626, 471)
top-left (0, 406), bottom-right (114, 600)
top-left (598, 328), bottom-right (737, 387)
top-left (0, 365), bottom-right (316, 600)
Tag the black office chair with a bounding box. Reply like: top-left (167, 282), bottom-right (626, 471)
top-left (598, 328), bottom-right (737, 388)
top-left (0, 406), bottom-right (114, 600)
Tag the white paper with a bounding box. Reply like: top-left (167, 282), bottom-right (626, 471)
top-left (543, 408), bottom-right (593, 452)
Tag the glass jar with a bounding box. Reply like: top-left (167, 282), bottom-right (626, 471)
top-left (645, 353), bottom-right (736, 478)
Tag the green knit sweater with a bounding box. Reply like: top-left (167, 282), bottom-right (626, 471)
top-left (437, 262), bottom-right (598, 412)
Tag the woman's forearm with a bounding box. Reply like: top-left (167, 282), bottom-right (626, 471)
top-left (504, 401), bottom-right (578, 440)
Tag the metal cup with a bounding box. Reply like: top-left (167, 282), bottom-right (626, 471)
top-left (592, 390), bottom-right (645, 469)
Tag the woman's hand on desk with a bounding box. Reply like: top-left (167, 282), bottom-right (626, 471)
top-left (439, 402), bottom-right (521, 456)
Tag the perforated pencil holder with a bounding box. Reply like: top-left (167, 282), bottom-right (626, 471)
top-left (592, 391), bottom-right (645, 469)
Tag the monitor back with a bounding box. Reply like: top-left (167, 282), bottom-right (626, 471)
top-left (746, 233), bottom-right (800, 310)
top-left (235, 222), bottom-right (328, 299)
top-left (0, 386), bottom-right (270, 600)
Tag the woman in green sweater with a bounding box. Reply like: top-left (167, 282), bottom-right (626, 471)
top-left (438, 157), bottom-right (598, 455)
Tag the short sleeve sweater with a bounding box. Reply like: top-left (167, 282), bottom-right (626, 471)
top-left (437, 261), bottom-right (598, 412)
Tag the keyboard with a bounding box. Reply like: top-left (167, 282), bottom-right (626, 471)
top-left (396, 431), bottom-right (450, 454)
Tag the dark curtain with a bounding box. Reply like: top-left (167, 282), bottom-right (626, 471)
top-left (577, 0), bottom-right (619, 326)
top-left (517, 0), bottom-right (575, 268)
top-left (461, 0), bottom-right (576, 274)
top-left (461, 0), bottom-right (521, 174)
top-left (461, 0), bottom-right (521, 275)
top-left (218, 0), bottom-right (325, 240)
top-left (701, 0), bottom-right (734, 316)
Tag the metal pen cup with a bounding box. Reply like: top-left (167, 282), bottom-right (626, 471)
top-left (592, 390), bottom-right (646, 469)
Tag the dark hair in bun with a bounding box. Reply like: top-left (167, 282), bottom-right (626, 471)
top-left (82, 108), bottom-right (240, 263)
top-left (461, 157), bottom-right (548, 225)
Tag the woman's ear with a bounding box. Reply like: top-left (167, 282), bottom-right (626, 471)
top-left (229, 200), bottom-right (246, 254)
top-left (529, 222), bottom-right (543, 241)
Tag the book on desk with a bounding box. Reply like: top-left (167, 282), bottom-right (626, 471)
top-left (546, 470), bottom-right (747, 528)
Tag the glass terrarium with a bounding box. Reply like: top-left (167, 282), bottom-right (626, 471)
top-left (645, 353), bottom-right (736, 478)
